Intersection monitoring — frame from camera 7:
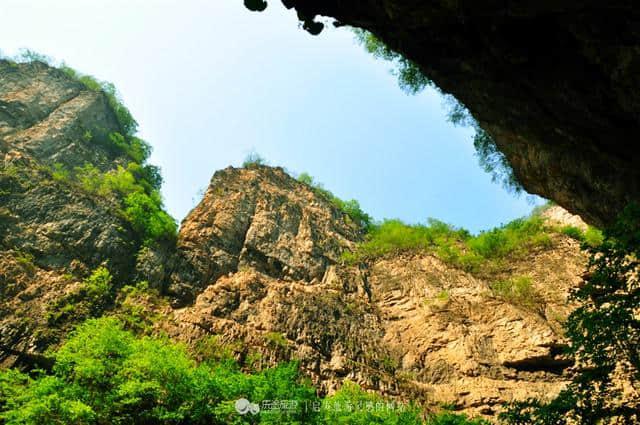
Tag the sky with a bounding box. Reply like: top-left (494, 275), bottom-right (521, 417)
top-left (0, 0), bottom-right (542, 233)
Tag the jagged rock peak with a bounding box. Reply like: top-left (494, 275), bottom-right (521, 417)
top-left (164, 165), bottom-right (363, 304)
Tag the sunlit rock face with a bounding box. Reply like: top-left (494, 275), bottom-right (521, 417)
top-left (271, 1), bottom-right (640, 226)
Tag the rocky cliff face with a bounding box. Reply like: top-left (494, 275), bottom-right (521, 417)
top-left (1, 61), bottom-right (144, 364)
top-left (260, 1), bottom-right (640, 227)
top-left (1, 61), bottom-right (592, 419)
top-left (156, 186), bottom-right (587, 416)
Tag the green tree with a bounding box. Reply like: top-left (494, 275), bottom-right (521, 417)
top-left (124, 192), bottom-right (177, 244)
top-left (0, 318), bottom-right (319, 425)
top-left (501, 203), bottom-right (640, 424)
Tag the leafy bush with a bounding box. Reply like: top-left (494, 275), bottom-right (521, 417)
top-left (342, 218), bottom-right (468, 263)
top-left (501, 203), bottom-right (640, 424)
top-left (124, 192), bottom-right (177, 244)
top-left (107, 132), bottom-right (152, 164)
top-left (297, 172), bottom-right (372, 230)
top-left (558, 224), bottom-right (603, 248)
top-left (114, 281), bottom-right (167, 334)
top-left (47, 267), bottom-right (113, 325)
top-left (344, 213), bottom-right (555, 276)
top-left (560, 225), bottom-right (584, 241)
top-left (51, 163), bottom-right (70, 183)
top-left (50, 163), bottom-right (176, 244)
top-left (243, 151), bottom-right (268, 168)
top-left (468, 216), bottom-right (550, 259)
top-left (583, 226), bottom-right (603, 248)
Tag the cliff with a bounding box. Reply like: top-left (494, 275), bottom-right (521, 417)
top-left (0, 61), bottom-right (592, 419)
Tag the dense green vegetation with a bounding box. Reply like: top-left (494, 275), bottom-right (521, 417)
top-left (352, 30), bottom-right (524, 194)
top-left (342, 213), bottom-right (557, 276)
top-left (559, 225), bottom-right (604, 248)
top-left (501, 204), bottom-right (640, 424)
top-left (0, 318), bottom-right (487, 425)
top-left (51, 162), bottom-right (176, 245)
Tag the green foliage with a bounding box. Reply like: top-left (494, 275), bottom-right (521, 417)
top-left (467, 215), bottom-right (551, 260)
top-left (0, 317), bottom-right (490, 424)
top-left (243, 151), bottom-right (268, 168)
top-left (353, 29), bottom-right (431, 95)
top-left (13, 251), bottom-right (36, 272)
top-left (501, 203), bottom-right (640, 424)
top-left (427, 412), bottom-right (490, 425)
top-left (344, 214), bottom-right (552, 275)
top-left (0, 318), bottom-right (319, 425)
top-left (106, 132), bottom-right (152, 164)
top-left (342, 218), bottom-right (469, 263)
top-left (49, 163), bottom-right (176, 244)
top-left (557, 224), bottom-right (603, 248)
top-left (51, 163), bottom-right (70, 183)
top-left (297, 172), bottom-right (372, 230)
top-left (265, 332), bottom-right (289, 349)
top-left (583, 226), bottom-right (604, 248)
top-left (489, 276), bottom-right (544, 313)
top-left (560, 225), bottom-right (583, 241)
top-left (114, 281), bottom-right (167, 334)
top-left (195, 335), bottom-right (241, 364)
top-left (124, 192), bottom-right (177, 244)
top-left (47, 267), bottom-right (113, 325)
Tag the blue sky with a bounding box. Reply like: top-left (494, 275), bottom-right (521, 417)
top-left (1, 0), bottom-right (541, 233)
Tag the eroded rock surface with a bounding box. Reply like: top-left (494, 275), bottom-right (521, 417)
top-left (163, 166), bottom-right (362, 304)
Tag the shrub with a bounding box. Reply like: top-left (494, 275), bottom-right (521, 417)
top-left (107, 132), bottom-right (152, 163)
top-left (560, 225), bottom-right (584, 241)
top-left (342, 218), bottom-right (469, 263)
top-left (51, 162), bottom-right (175, 244)
top-left (51, 163), bottom-right (70, 183)
top-left (243, 151), bottom-right (267, 167)
top-left (47, 267), bottom-right (113, 325)
top-left (583, 226), bottom-right (604, 247)
top-left (124, 192), bottom-right (177, 244)
top-left (466, 215), bottom-right (550, 260)
top-left (114, 281), bottom-right (167, 334)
